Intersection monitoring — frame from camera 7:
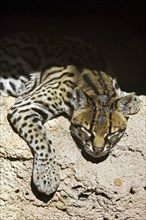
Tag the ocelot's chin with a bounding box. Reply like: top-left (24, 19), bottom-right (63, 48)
top-left (84, 147), bottom-right (110, 158)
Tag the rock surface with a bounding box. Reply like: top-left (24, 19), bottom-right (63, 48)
top-left (0, 96), bottom-right (145, 220)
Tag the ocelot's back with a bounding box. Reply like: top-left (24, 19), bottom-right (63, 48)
top-left (0, 33), bottom-right (109, 97)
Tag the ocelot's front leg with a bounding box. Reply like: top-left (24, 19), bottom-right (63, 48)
top-left (7, 103), bottom-right (59, 195)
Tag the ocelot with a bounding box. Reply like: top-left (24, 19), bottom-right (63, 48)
top-left (0, 33), bottom-right (141, 195)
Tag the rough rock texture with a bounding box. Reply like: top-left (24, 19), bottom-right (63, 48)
top-left (0, 96), bottom-right (145, 220)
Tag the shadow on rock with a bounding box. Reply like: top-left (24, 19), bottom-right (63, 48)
top-left (72, 135), bottom-right (109, 164)
top-left (31, 178), bottom-right (55, 202)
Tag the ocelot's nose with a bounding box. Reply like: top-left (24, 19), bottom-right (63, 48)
top-left (93, 145), bottom-right (104, 153)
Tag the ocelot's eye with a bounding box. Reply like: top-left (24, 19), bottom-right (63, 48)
top-left (81, 126), bottom-right (91, 136)
top-left (81, 126), bottom-right (88, 133)
top-left (80, 127), bottom-right (94, 141)
top-left (106, 131), bottom-right (120, 142)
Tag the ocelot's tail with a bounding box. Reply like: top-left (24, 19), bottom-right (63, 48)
top-left (0, 73), bottom-right (28, 97)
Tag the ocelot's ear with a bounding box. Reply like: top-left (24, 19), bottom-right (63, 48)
top-left (117, 94), bottom-right (141, 116)
top-left (72, 87), bottom-right (87, 110)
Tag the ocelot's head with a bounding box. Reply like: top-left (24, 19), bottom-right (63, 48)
top-left (70, 88), bottom-right (140, 158)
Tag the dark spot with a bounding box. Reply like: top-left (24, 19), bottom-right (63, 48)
top-left (43, 133), bottom-right (46, 138)
top-left (68, 72), bottom-right (74, 77)
top-left (60, 88), bottom-right (64, 92)
top-left (45, 153), bottom-right (48, 158)
top-left (49, 140), bottom-right (52, 145)
top-left (9, 81), bottom-right (16, 91)
top-left (28, 129), bottom-right (32, 133)
top-left (41, 145), bottom-right (45, 149)
top-left (29, 124), bottom-right (33, 127)
top-left (37, 94), bottom-right (43, 98)
top-left (40, 153), bottom-right (44, 157)
top-left (7, 113), bottom-right (12, 120)
top-left (54, 102), bottom-right (59, 107)
top-left (15, 189), bottom-right (20, 193)
top-left (67, 91), bottom-right (72, 98)
top-left (47, 97), bottom-right (52, 101)
top-left (31, 97), bottom-right (35, 100)
top-left (84, 121), bottom-right (88, 125)
top-left (59, 100), bottom-right (62, 105)
top-left (22, 122), bottom-right (27, 128)
top-left (16, 116), bottom-right (21, 122)
top-left (13, 118), bottom-right (16, 124)
top-left (48, 145), bottom-right (51, 153)
top-left (25, 192), bottom-right (29, 196)
top-left (11, 109), bottom-right (18, 115)
top-left (32, 118), bottom-right (39, 123)
top-left (0, 82), bottom-right (4, 90)
top-left (36, 146), bottom-right (39, 150)
top-left (24, 114), bottom-right (37, 121)
top-left (2, 75), bottom-right (8, 79)
top-left (7, 90), bottom-right (14, 96)
top-left (38, 125), bottom-right (42, 130)
top-left (44, 180), bottom-right (46, 185)
top-left (130, 187), bottom-right (136, 194)
top-left (24, 133), bottom-right (27, 138)
top-left (35, 140), bottom-right (38, 144)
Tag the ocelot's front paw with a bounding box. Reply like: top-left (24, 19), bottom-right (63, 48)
top-left (33, 157), bottom-right (60, 195)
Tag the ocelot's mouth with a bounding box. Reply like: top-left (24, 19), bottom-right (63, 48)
top-left (84, 145), bottom-right (111, 158)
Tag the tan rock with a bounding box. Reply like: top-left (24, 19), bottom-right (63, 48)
top-left (0, 96), bottom-right (145, 220)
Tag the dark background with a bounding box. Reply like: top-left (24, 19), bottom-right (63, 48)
top-left (0, 0), bottom-right (145, 94)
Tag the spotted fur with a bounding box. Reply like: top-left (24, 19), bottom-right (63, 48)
top-left (0, 33), bottom-right (141, 195)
